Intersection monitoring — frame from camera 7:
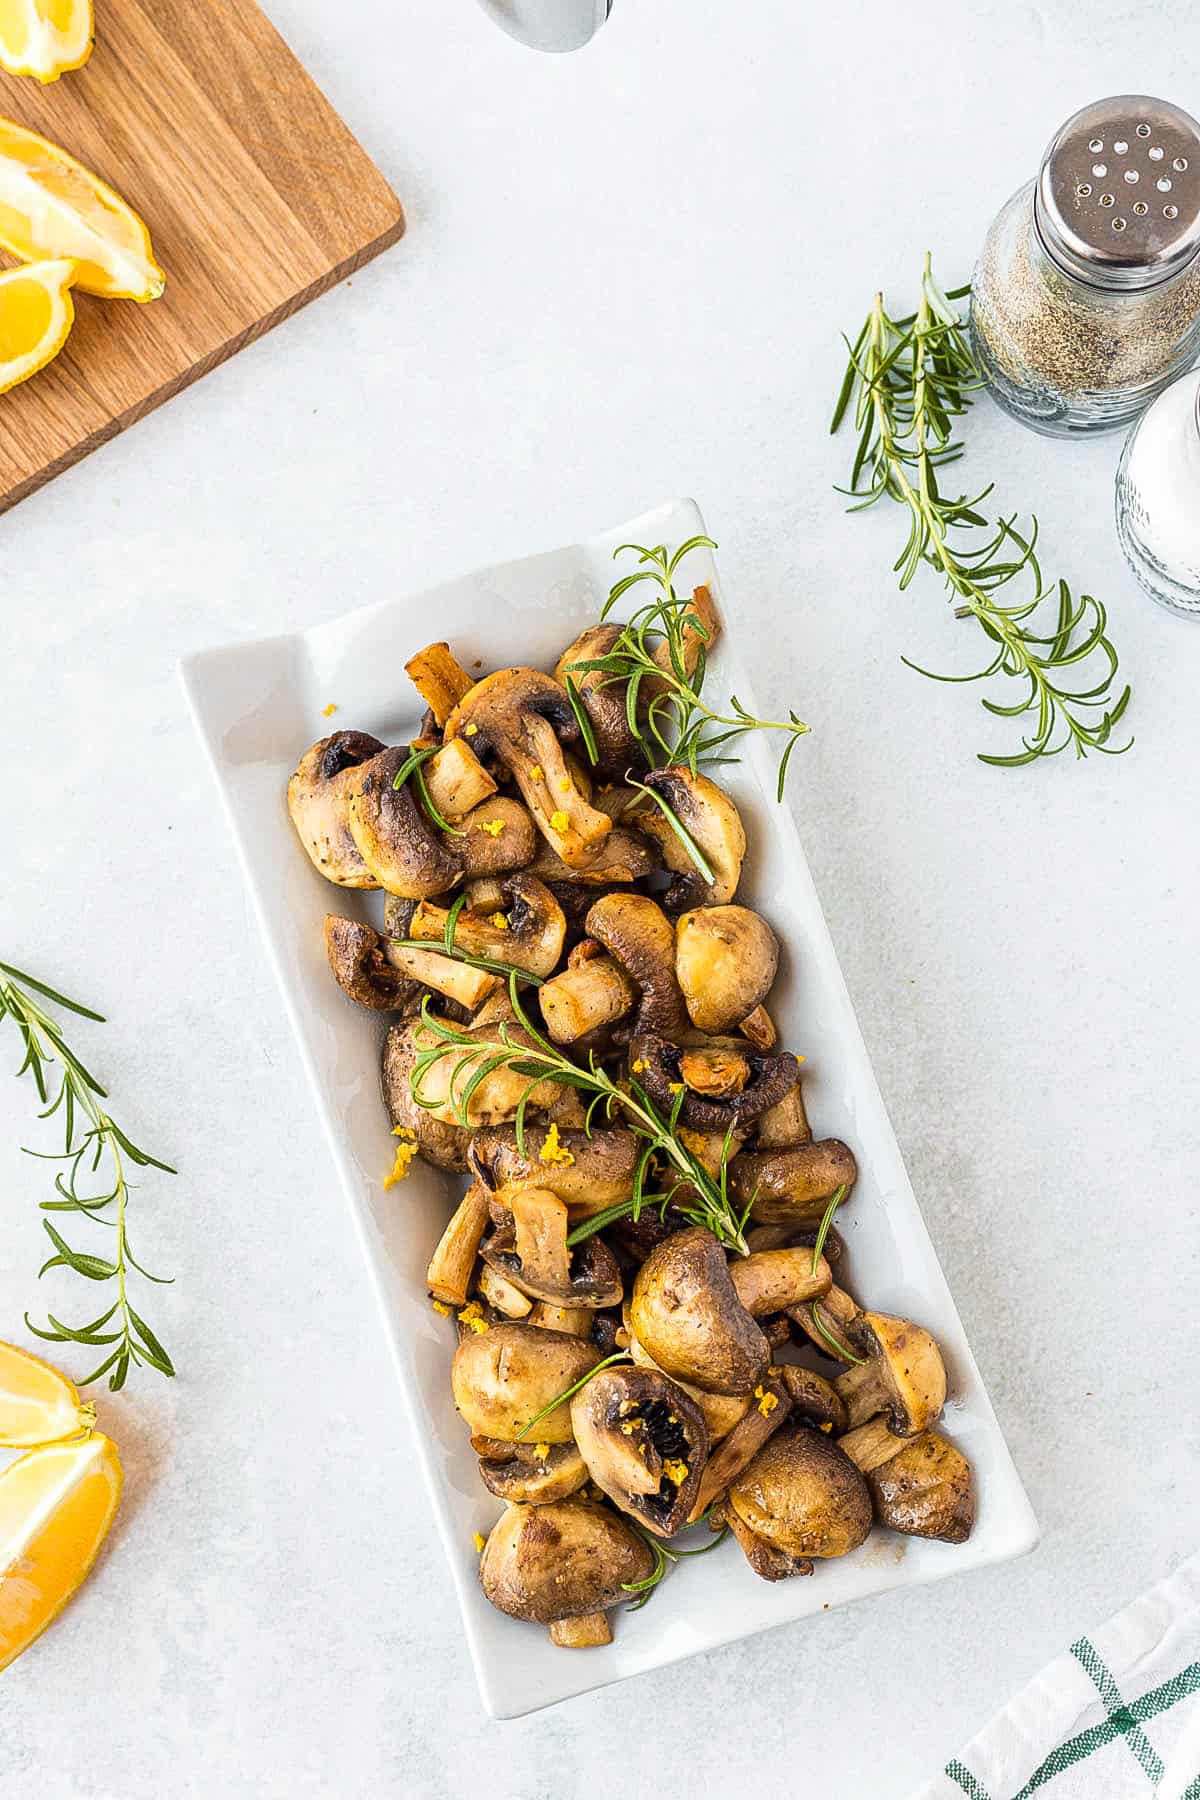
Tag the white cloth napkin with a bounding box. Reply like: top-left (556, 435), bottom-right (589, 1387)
top-left (915, 1553), bottom-right (1200, 1799)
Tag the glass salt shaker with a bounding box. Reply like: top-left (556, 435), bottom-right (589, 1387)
top-left (1114, 368), bottom-right (1200, 617)
top-left (971, 96), bottom-right (1200, 437)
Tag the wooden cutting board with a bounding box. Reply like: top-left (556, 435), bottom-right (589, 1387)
top-left (0, 0), bottom-right (405, 514)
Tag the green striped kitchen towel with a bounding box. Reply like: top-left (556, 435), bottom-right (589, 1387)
top-left (915, 1553), bottom-right (1200, 1799)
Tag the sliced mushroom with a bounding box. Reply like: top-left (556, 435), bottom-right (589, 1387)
top-left (636, 1033), bottom-right (800, 1133)
top-left (754, 1084), bottom-right (811, 1151)
top-left (789, 1280), bottom-right (863, 1361)
top-left (479, 1500), bottom-right (653, 1632)
top-left (420, 737), bottom-right (498, 820)
top-left (346, 745), bottom-right (463, 897)
top-left (457, 796), bottom-right (540, 878)
top-left (287, 731), bottom-right (386, 887)
top-left (554, 624), bottom-right (638, 777)
top-left (839, 1419), bottom-right (974, 1543)
top-left (726, 1425), bottom-right (872, 1570)
top-left (727, 1248), bottom-right (833, 1317)
top-left (381, 1017), bottom-right (472, 1172)
top-left (426, 1182), bottom-right (491, 1306)
top-left (538, 954), bottom-right (636, 1044)
top-left (451, 1322), bottom-right (601, 1442)
top-left (630, 1227), bottom-right (770, 1397)
top-left (834, 1311), bottom-right (947, 1438)
top-left (730, 1138), bottom-right (858, 1226)
top-left (444, 669), bottom-right (613, 868)
top-left (675, 906), bottom-right (779, 1034)
top-left (404, 641), bottom-right (475, 726)
top-left (570, 1366), bottom-right (708, 1538)
top-left (627, 1331), bottom-right (752, 1441)
top-left (468, 1125), bottom-right (640, 1220)
top-left (477, 1263), bottom-right (534, 1319)
top-left (408, 874), bottom-right (566, 980)
top-left (476, 1439), bottom-right (589, 1506)
top-left (527, 1299), bottom-right (594, 1337)
top-left (526, 828), bottom-right (658, 887)
top-left (721, 1502), bottom-right (813, 1581)
top-left (385, 942), bottom-right (499, 1012)
top-left (482, 1207), bottom-right (623, 1309)
top-left (584, 893), bottom-right (690, 1040)
top-left (639, 766), bottom-right (746, 909)
top-left (738, 1005), bottom-right (777, 1050)
top-left (687, 1370), bottom-right (791, 1521)
top-left (324, 915), bottom-right (422, 1012)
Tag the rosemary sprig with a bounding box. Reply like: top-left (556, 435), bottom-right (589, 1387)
top-left (388, 937), bottom-right (546, 987)
top-left (568, 538), bottom-right (809, 801)
top-left (624, 776), bottom-right (715, 884)
top-left (832, 254), bottom-right (1131, 766)
top-left (807, 1300), bottom-right (864, 1366)
top-left (809, 1182), bottom-right (847, 1275)
top-left (622, 1515), bottom-right (730, 1610)
top-left (0, 960), bottom-right (175, 1391)
top-left (409, 973), bottom-right (752, 1253)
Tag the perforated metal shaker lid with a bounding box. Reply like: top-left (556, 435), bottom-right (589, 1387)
top-left (1035, 96), bottom-right (1200, 290)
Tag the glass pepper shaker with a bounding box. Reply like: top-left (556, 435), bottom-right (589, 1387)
top-left (971, 96), bottom-right (1200, 437)
top-left (1114, 368), bottom-right (1200, 617)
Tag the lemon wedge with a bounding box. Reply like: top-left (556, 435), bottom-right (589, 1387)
top-left (0, 256), bottom-right (75, 394)
top-left (0, 1432), bottom-right (122, 1672)
top-left (0, 1340), bottom-right (96, 1447)
top-left (0, 116), bottom-right (164, 300)
top-left (0, 0), bottom-right (93, 82)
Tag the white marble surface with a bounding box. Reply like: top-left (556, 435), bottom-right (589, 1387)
top-left (1, 2), bottom-right (1198, 1794)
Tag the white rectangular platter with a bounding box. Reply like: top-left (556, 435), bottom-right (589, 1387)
top-left (180, 498), bottom-right (1037, 1718)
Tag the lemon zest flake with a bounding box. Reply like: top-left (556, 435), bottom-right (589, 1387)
top-left (472, 1532), bottom-right (486, 1553)
top-left (465, 723), bottom-right (479, 737)
top-left (533, 1442), bottom-right (551, 1461)
top-left (631, 1058), bottom-right (647, 1074)
top-left (489, 912), bottom-right (509, 930)
top-left (431, 1299), bottom-right (451, 1316)
top-left (476, 818), bottom-right (506, 838)
top-left (321, 702), bottom-right (338, 717)
top-left (538, 1122), bottom-right (575, 1167)
top-left (457, 1301), bottom-right (490, 1335)
top-left (663, 1458), bottom-right (689, 1485)
top-left (383, 1126), bottom-right (418, 1188)
top-left (549, 811), bottom-right (570, 832)
top-left (529, 764), bottom-right (543, 781)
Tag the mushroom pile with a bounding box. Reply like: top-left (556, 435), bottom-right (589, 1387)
top-left (287, 590), bottom-right (975, 1652)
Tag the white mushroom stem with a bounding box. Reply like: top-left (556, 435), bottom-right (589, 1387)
top-left (421, 738), bottom-right (497, 820)
top-left (646, 584), bottom-right (720, 695)
top-left (478, 1263), bottom-right (533, 1319)
top-left (538, 956), bottom-right (635, 1043)
top-left (838, 1417), bottom-right (908, 1475)
top-left (754, 1084), bottom-right (811, 1149)
top-left (404, 641), bottom-right (476, 725)
top-left (528, 1300), bottom-right (593, 1337)
top-left (687, 1373), bottom-right (790, 1521)
top-left (549, 1612), bottom-right (612, 1648)
top-left (739, 1005), bottom-right (776, 1050)
top-left (426, 1183), bottom-right (491, 1305)
top-left (728, 1250), bottom-right (833, 1317)
top-left (518, 714), bottom-right (613, 868)
top-left (509, 1186), bottom-right (572, 1292)
top-left (385, 942), bottom-right (498, 1011)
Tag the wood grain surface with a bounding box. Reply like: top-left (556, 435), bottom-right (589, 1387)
top-left (0, 0), bottom-right (405, 514)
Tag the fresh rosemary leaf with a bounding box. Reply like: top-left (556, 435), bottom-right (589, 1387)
top-left (810, 1182), bottom-right (848, 1274)
top-left (516, 1352), bottom-right (632, 1440)
top-left (626, 778), bottom-right (716, 885)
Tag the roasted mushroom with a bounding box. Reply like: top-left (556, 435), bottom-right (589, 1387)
top-left (404, 641), bottom-right (476, 726)
top-left (630, 1228), bottom-right (770, 1397)
top-left (725, 1425), bottom-right (872, 1576)
top-left (730, 1137), bottom-right (858, 1226)
top-left (481, 1195), bottom-right (624, 1309)
top-left (538, 943), bottom-right (636, 1044)
top-left (554, 625), bottom-right (638, 778)
top-left (777, 1364), bottom-right (848, 1434)
top-left (479, 1500), bottom-right (654, 1644)
top-left (584, 893), bottom-right (690, 1040)
top-left (451, 1322), bottom-right (601, 1442)
top-left (834, 1311), bottom-right (947, 1438)
top-left (727, 1247), bottom-right (833, 1317)
top-left (839, 1418), bottom-right (974, 1543)
top-left (626, 1331), bottom-right (752, 1441)
top-left (410, 994), bottom-right (583, 1129)
top-left (444, 669), bottom-right (614, 868)
top-left (526, 829), bottom-right (659, 887)
top-left (639, 766), bottom-right (746, 909)
top-left (687, 1370), bottom-right (791, 1521)
top-left (407, 874), bottom-right (566, 980)
top-left (571, 1366), bottom-right (708, 1538)
top-left (426, 1182), bottom-right (491, 1306)
top-left (382, 1016), bottom-right (472, 1172)
top-left (287, 731), bottom-right (386, 887)
top-left (475, 1439), bottom-right (590, 1506)
top-left (468, 1124), bottom-right (640, 1220)
top-left (634, 1032), bottom-right (800, 1133)
top-left (419, 737), bottom-right (498, 821)
top-left (324, 915), bottom-right (422, 1012)
top-left (675, 905), bottom-right (780, 1034)
top-left (347, 745), bottom-right (463, 897)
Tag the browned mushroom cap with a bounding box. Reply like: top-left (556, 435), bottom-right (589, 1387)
top-left (840, 1420), bottom-right (974, 1544)
top-left (526, 830), bottom-right (659, 889)
top-left (444, 669), bottom-right (613, 869)
top-left (482, 1208), bottom-right (624, 1310)
top-left (626, 1331), bottom-right (752, 1441)
top-left (584, 892), bottom-right (690, 1040)
top-left (571, 1366), bottom-right (708, 1538)
top-left (635, 1032), bottom-right (800, 1132)
top-left (345, 745), bottom-right (462, 897)
top-left (476, 1439), bottom-right (590, 1506)
top-left (457, 796), bottom-right (540, 878)
top-left (639, 766), bottom-right (746, 909)
top-left (730, 1139), bottom-right (858, 1226)
top-left (381, 1016), bottom-right (471, 1172)
top-left (834, 1311), bottom-right (947, 1437)
top-left (468, 1124), bottom-right (640, 1219)
top-left (675, 906), bottom-right (780, 1034)
top-left (777, 1364), bottom-right (848, 1434)
top-left (630, 1227), bottom-right (770, 1397)
top-left (554, 625), bottom-right (638, 778)
top-left (727, 1425), bottom-right (872, 1563)
top-left (408, 874), bottom-right (566, 980)
top-left (480, 1499), bottom-right (653, 1626)
top-left (451, 1322), bottom-right (602, 1442)
top-left (324, 915), bottom-right (422, 1012)
top-left (721, 1503), bottom-right (815, 1581)
top-left (287, 731), bottom-right (386, 887)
